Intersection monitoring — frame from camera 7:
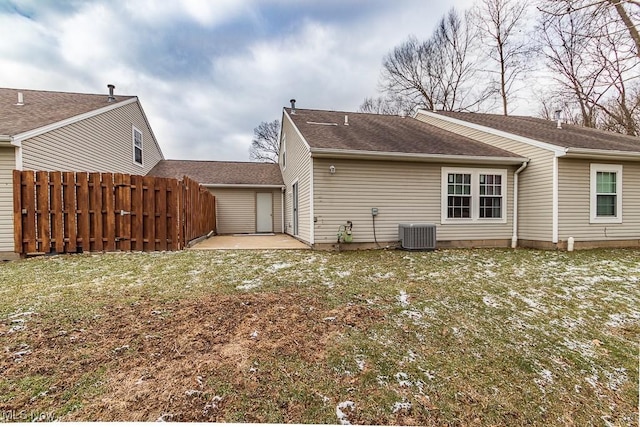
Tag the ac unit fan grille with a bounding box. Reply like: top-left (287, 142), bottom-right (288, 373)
top-left (398, 224), bottom-right (436, 250)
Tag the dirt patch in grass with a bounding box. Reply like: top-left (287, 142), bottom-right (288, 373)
top-left (0, 291), bottom-right (384, 422)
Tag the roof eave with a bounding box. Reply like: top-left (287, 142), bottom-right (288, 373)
top-left (0, 135), bottom-right (13, 146)
top-left (563, 148), bottom-right (640, 161)
top-left (416, 109), bottom-right (567, 155)
top-left (203, 183), bottom-right (285, 189)
top-left (310, 148), bottom-right (528, 165)
top-left (11, 97), bottom-right (138, 143)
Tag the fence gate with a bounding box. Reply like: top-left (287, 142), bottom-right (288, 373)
top-left (13, 170), bottom-right (215, 255)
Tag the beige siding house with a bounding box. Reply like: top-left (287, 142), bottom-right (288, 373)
top-left (279, 106), bottom-right (528, 249)
top-left (148, 160), bottom-right (284, 235)
top-left (0, 86), bottom-right (164, 259)
top-left (414, 110), bottom-right (640, 249)
top-left (277, 105), bottom-right (640, 250)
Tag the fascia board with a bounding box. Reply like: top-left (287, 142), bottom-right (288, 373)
top-left (283, 109), bottom-right (312, 152)
top-left (564, 148), bottom-right (640, 161)
top-left (134, 98), bottom-right (165, 160)
top-left (203, 184), bottom-right (285, 189)
top-left (310, 147), bottom-right (528, 165)
top-left (12, 97), bottom-right (138, 143)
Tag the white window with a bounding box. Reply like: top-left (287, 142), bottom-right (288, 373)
top-left (590, 164), bottom-right (622, 223)
top-left (281, 133), bottom-right (286, 169)
top-left (441, 168), bottom-right (507, 223)
top-left (133, 126), bottom-right (143, 166)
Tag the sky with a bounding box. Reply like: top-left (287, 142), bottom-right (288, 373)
top-left (0, 0), bottom-right (478, 161)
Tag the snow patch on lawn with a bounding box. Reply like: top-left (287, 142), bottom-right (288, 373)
top-left (395, 372), bottom-right (412, 387)
top-left (604, 367), bottom-right (627, 391)
top-left (236, 279), bottom-right (261, 290)
top-left (336, 400), bottom-right (355, 425)
top-left (562, 338), bottom-right (596, 358)
top-left (268, 262), bottom-right (292, 272)
top-left (398, 291), bottom-right (410, 307)
top-left (534, 368), bottom-right (554, 392)
top-left (392, 401), bottom-right (412, 413)
top-left (482, 295), bottom-right (500, 308)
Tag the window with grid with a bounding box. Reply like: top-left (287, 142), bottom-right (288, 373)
top-left (590, 164), bottom-right (622, 223)
top-left (447, 173), bottom-right (471, 218)
top-left (133, 127), bottom-right (143, 165)
top-left (595, 172), bottom-right (616, 216)
top-left (441, 168), bottom-right (507, 223)
top-left (479, 174), bottom-right (502, 218)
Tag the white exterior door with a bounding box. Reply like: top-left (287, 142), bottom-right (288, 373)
top-left (256, 193), bottom-right (273, 233)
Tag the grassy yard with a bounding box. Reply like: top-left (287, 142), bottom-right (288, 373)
top-left (0, 248), bottom-right (638, 425)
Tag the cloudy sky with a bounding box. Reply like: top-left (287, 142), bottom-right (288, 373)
top-left (0, 0), bottom-right (479, 161)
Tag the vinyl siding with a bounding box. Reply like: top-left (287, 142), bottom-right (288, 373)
top-left (280, 113), bottom-right (312, 243)
top-left (313, 158), bottom-right (515, 244)
top-left (558, 159), bottom-right (640, 241)
top-left (207, 187), bottom-right (283, 234)
top-left (21, 101), bottom-right (163, 175)
top-left (415, 112), bottom-right (555, 242)
top-left (0, 147), bottom-right (16, 251)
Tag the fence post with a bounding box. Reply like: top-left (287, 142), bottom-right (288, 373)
top-left (13, 170), bottom-right (23, 254)
top-left (131, 175), bottom-right (144, 252)
top-left (63, 172), bottom-right (77, 253)
top-left (76, 172), bottom-right (90, 252)
top-left (103, 173), bottom-right (116, 252)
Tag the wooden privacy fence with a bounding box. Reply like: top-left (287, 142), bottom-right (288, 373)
top-left (13, 171), bottom-right (216, 255)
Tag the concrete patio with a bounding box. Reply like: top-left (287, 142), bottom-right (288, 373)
top-left (189, 233), bottom-right (310, 250)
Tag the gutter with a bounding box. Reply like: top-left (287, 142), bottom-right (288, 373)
top-left (563, 147), bottom-right (640, 161)
top-left (310, 148), bottom-right (528, 165)
top-left (203, 184), bottom-right (285, 189)
top-left (511, 160), bottom-right (529, 249)
top-left (0, 135), bottom-right (16, 147)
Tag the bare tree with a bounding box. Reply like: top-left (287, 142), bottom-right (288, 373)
top-left (538, 0), bottom-right (640, 57)
top-left (249, 120), bottom-right (280, 163)
top-left (475, 0), bottom-right (532, 115)
top-left (358, 95), bottom-right (414, 115)
top-left (378, 8), bottom-right (492, 112)
top-left (537, 3), bottom-right (605, 128)
top-left (537, 0), bottom-right (639, 134)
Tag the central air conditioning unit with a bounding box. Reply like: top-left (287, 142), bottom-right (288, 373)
top-left (398, 223), bottom-right (436, 250)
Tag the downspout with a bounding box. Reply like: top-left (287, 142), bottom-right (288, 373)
top-left (281, 186), bottom-right (285, 233)
top-left (552, 155), bottom-right (559, 244)
top-left (511, 161), bottom-right (529, 249)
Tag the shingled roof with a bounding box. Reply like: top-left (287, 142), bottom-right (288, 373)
top-left (148, 160), bottom-right (284, 186)
top-left (0, 87), bottom-right (135, 136)
top-left (434, 111), bottom-right (640, 153)
top-left (286, 109), bottom-right (523, 160)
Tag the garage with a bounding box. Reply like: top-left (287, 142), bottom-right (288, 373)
top-left (148, 160), bottom-right (284, 235)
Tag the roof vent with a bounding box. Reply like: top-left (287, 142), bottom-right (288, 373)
top-left (15, 92), bottom-right (24, 106)
top-left (344, 115), bottom-right (349, 126)
top-left (554, 109), bottom-right (562, 129)
top-left (107, 84), bottom-right (116, 102)
top-left (290, 99), bottom-right (296, 114)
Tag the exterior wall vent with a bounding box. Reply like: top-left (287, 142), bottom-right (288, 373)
top-left (398, 223), bottom-right (436, 250)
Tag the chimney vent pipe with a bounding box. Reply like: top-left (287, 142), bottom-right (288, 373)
top-left (290, 99), bottom-right (296, 114)
top-left (554, 109), bottom-right (562, 129)
top-left (344, 115), bottom-right (349, 126)
top-left (107, 84), bottom-right (116, 102)
top-left (16, 92), bottom-right (24, 106)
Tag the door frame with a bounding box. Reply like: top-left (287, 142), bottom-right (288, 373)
top-left (255, 192), bottom-right (273, 233)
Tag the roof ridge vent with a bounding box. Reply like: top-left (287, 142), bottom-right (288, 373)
top-left (107, 84), bottom-right (116, 102)
top-left (15, 92), bottom-right (24, 106)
